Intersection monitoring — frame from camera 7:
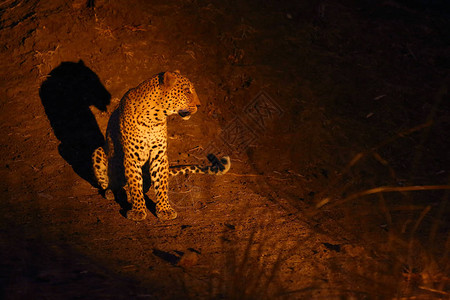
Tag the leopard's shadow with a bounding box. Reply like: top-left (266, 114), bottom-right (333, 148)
top-left (39, 60), bottom-right (111, 186)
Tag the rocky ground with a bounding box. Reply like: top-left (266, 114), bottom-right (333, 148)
top-left (0, 0), bottom-right (449, 299)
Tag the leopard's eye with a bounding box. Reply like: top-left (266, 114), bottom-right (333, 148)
top-left (184, 87), bottom-right (191, 94)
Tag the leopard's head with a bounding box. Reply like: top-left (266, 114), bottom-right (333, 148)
top-left (159, 71), bottom-right (200, 120)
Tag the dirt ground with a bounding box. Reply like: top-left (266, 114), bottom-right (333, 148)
top-left (0, 0), bottom-right (449, 299)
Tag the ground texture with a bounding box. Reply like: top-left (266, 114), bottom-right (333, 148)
top-left (0, 0), bottom-right (449, 299)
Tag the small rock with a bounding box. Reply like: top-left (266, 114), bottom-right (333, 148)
top-left (177, 250), bottom-right (199, 268)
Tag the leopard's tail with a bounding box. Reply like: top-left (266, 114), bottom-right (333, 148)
top-left (92, 146), bottom-right (109, 190)
top-left (169, 155), bottom-right (231, 177)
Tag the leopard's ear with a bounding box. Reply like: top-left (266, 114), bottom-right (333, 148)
top-left (174, 70), bottom-right (180, 74)
top-left (163, 71), bottom-right (177, 88)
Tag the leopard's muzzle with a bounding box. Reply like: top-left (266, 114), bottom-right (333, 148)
top-left (178, 105), bottom-right (198, 120)
top-left (178, 109), bottom-right (191, 120)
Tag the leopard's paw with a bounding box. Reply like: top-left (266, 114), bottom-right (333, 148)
top-left (156, 207), bottom-right (178, 221)
top-left (126, 209), bottom-right (147, 221)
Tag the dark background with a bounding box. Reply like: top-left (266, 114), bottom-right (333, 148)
top-left (0, 0), bottom-right (449, 298)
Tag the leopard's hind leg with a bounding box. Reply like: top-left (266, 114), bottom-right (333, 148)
top-left (92, 147), bottom-right (114, 200)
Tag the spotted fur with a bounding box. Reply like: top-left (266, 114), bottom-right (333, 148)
top-left (92, 71), bottom-right (230, 221)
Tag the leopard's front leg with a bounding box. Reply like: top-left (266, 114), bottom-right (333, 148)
top-left (124, 149), bottom-right (148, 221)
top-left (151, 151), bottom-right (177, 220)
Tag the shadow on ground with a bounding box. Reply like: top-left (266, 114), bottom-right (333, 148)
top-left (39, 60), bottom-right (111, 186)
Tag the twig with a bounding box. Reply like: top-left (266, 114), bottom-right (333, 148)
top-left (0, 0), bottom-right (18, 9)
top-left (225, 172), bottom-right (261, 177)
top-left (316, 185), bottom-right (450, 208)
top-left (411, 205), bottom-right (431, 235)
top-left (418, 286), bottom-right (449, 296)
top-left (187, 145), bottom-right (202, 152)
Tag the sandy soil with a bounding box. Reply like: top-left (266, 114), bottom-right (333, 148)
top-left (0, 0), bottom-right (449, 299)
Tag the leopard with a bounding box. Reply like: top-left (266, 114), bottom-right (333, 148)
top-left (92, 70), bottom-right (230, 221)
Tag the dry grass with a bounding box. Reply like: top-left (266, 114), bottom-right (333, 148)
top-left (311, 118), bottom-right (450, 298)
